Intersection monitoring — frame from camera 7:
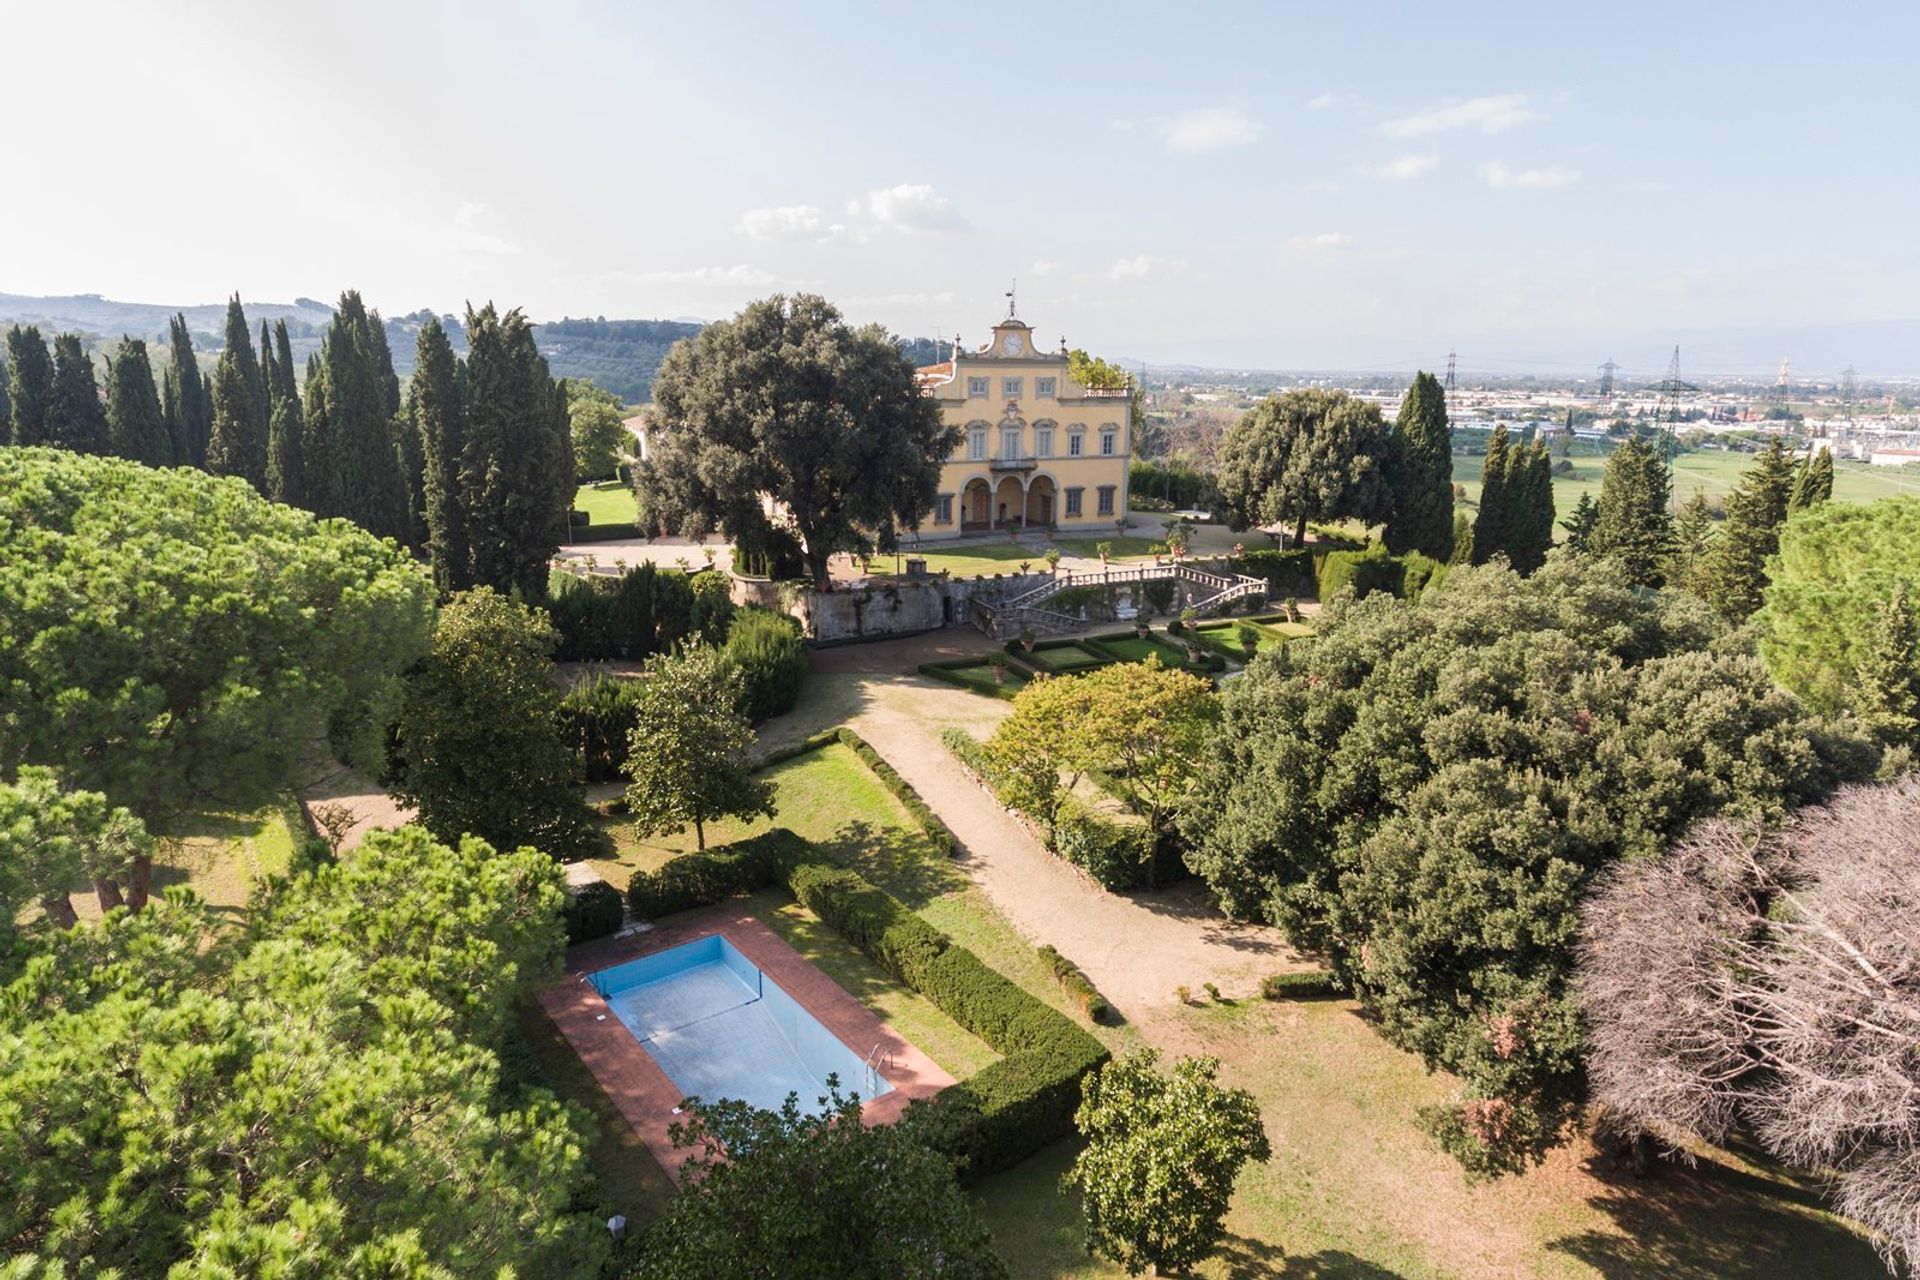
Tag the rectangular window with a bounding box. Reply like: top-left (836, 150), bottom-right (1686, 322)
top-left (1097, 485), bottom-right (1116, 516)
top-left (968, 428), bottom-right (987, 461)
top-left (1065, 487), bottom-right (1084, 517)
top-left (1100, 428), bottom-right (1117, 457)
top-left (1068, 431), bottom-right (1084, 457)
top-left (1002, 377), bottom-right (1023, 400)
top-left (1035, 376), bottom-right (1056, 398)
top-left (936, 494), bottom-right (954, 524)
top-left (1001, 427), bottom-right (1021, 459)
top-left (967, 376), bottom-right (988, 398)
top-left (1036, 427), bottom-right (1054, 458)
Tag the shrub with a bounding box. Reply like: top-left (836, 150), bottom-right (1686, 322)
top-left (545, 563), bottom-right (699, 661)
top-left (1232, 548), bottom-right (1319, 599)
top-left (1260, 969), bottom-right (1345, 1000)
top-left (1051, 795), bottom-right (1155, 891)
top-left (624, 830), bottom-right (798, 918)
top-left (1400, 552), bottom-right (1444, 601)
top-left (1038, 944), bottom-right (1113, 1024)
top-left (562, 880), bottom-right (625, 944)
top-left (558, 674), bottom-right (647, 782)
top-left (725, 607), bottom-right (808, 723)
top-left (689, 568), bottom-right (736, 640)
top-left (1317, 543), bottom-right (1405, 601)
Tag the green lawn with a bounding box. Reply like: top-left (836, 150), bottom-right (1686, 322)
top-left (1089, 632), bottom-right (1212, 672)
top-left (39, 801), bottom-right (302, 928)
top-left (882, 535), bottom-right (1162, 580)
top-left (575, 480), bottom-right (638, 526)
top-left (1023, 642), bottom-right (1112, 672)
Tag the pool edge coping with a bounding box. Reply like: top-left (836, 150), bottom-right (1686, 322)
top-left (537, 905), bottom-right (959, 1187)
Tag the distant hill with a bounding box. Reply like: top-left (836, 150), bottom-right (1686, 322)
top-left (531, 317), bottom-right (702, 402)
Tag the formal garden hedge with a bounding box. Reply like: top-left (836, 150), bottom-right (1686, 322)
top-left (1037, 944), bottom-right (1112, 1024)
top-left (1260, 969), bottom-right (1345, 1000)
top-left (756, 727), bottom-right (956, 856)
top-left (623, 828), bottom-right (1110, 1180)
top-left (545, 564), bottom-right (733, 662)
top-left (1230, 547), bottom-right (1322, 599)
top-left (1314, 544), bottom-right (1451, 604)
top-left (724, 606), bottom-right (808, 723)
top-left (917, 657), bottom-right (1025, 700)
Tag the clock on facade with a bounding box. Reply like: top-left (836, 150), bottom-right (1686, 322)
top-left (1001, 332), bottom-right (1025, 355)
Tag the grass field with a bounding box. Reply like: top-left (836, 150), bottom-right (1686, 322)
top-left (575, 480), bottom-right (639, 526)
top-left (1453, 449), bottom-right (1920, 522)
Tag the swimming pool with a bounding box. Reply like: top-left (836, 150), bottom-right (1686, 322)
top-left (589, 934), bottom-right (893, 1113)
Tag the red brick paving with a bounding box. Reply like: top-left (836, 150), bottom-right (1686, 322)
top-left (538, 905), bottom-right (956, 1184)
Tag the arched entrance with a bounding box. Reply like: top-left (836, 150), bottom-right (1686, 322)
top-left (1025, 475), bottom-right (1056, 528)
top-left (962, 477), bottom-right (992, 532)
top-left (994, 475), bottom-right (1025, 529)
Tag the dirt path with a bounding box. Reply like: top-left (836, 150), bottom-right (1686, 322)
top-left (827, 675), bottom-right (1299, 1018)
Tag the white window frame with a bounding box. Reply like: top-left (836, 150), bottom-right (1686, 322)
top-left (936, 494), bottom-right (954, 524)
top-left (1035, 426), bottom-right (1054, 458)
top-left (967, 376), bottom-right (988, 398)
top-left (1097, 485), bottom-right (1116, 516)
top-left (1068, 429), bottom-right (1085, 457)
top-left (1002, 377), bottom-right (1023, 400)
top-left (1035, 376), bottom-right (1056, 398)
top-left (1000, 427), bottom-right (1022, 459)
top-left (1100, 428), bottom-right (1117, 457)
top-left (1065, 487), bottom-right (1084, 517)
top-left (968, 427), bottom-right (987, 461)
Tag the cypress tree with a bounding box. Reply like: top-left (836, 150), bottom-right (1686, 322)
top-left (264, 320), bottom-right (306, 508)
top-left (1470, 424), bottom-right (1512, 566)
top-left (161, 314), bottom-right (213, 466)
top-left (1691, 440), bottom-right (1796, 623)
top-left (4, 325), bottom-right (54, 446)
top-left (1587, 435), bottom-right (1673, 586)
top-left (1561, 493), bottom-right (1598, 552)
top-left (1853, 582), bottom-right (1920, 749)
top-left (47, 334), bottom-right (110, 454)
top-left (412, 317), bottom-right (470, 592)
top-left (104, 338), bottom-right (173, 466)
top-left (205, 314), bottom-right (269, 491)
top-left (1384, 370), bottom-right (1454, 560)
top-left (1790, 446), bottom-right (1834, 511)
top-left (1667, 490), bottom-right (1716, 593)
top-left (0, 348), bottom-right (10, 436)
top-left (1506, 441), bottom-right (1556, 574)
top-left (462, 303), bottom-right (573, 598)
top-left (312, 291), bottom-right (410, 539)
top-left (302, 351), bottom-right (336, 516)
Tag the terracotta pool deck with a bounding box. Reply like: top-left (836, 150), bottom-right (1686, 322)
top-left (538, 905), bottom-right (957, 1183)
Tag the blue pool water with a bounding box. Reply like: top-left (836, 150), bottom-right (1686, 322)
top-left (589, 934), bottom-right (892, 1113)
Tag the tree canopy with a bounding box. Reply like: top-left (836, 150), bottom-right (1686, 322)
top-left (1214, 388), bottom-right (1390, 547)
top-left (567, 377), bottom-right (629, 481)
top-left (636, 294), bottom-right (958, 589)
top-left (1584, 435), bottom-right (1673, 586)
top-left (623, 643), bottom-right (774, 850)
top-left (0, 449), bottom-right (434, 904)
top-left (47, 333), bottom-right (108, 455)
top-left (633, 1089), bottom-right (1008, 1280)
top-left (1181, 555), bottom-right (1867, 1173)
top-left (1690, 439), bottom-right (1796, 623)
top-left (4, 325), bottom-right (53, 446)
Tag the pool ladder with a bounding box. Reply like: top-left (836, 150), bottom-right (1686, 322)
top-left (863, 1042), bottom-right (893, 1096)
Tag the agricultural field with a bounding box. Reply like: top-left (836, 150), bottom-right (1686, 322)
top-left (1452, 449), bottom-right (1920, 521)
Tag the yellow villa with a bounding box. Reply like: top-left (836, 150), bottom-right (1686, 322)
top-left (913, 310), bottom-right (1132, 540)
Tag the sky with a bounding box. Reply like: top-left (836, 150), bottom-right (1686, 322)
top-left (4, 0), bottom-right (1918, 376)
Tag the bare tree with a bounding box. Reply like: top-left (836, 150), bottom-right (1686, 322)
top-left (1575, 777), bottom-right (1920, 1273)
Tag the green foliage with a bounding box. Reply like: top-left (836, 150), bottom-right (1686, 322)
top-left (546, 562), bottom-right (701, 661)
top-left (1384, 371), bottom-right (1455, 560)
top-left (529, 316), bottom-right (700, 403)
top-left (1317, 543), bottom-right (1405, 601)
top-left (204, 297), bottom-right (270, 490)
top-left (1215, 388), bottom-right (1391, 546)
top-left (635, 1088), bottom-right (1008, 1280)
top-left (103, 337), bottom-right (172, 466)
top-left (1757, 499), bottom-right (1920, 718)
top-left (0, 827), bottom-right (604, 1277)
top-left (1586, 435), bottom-right (1674, 586)
top-left (45, 332), bottom-right (109, 455)
top-left (1789, 446), bottom-right (1835, 512)
top-left (1691, 439), bottom-right (1798, 623)
top-left (831, 726), bottom-right (956, 856)
top-left (1183, 555), bottom-right (1867, 1174)
top-left (1401, 552), bottom-right (1446, 600)
top-left (558, 674), bottom-right (647, 781)
top-left (625, 829), bottom-right (796, 919)
top-left (562, 879), bottom-right (625, 945)
top-left (0, 767), bottom-right (150, 933)
top-left (1232, 546), bottom-right (1320, 597)
top-left (1128, 458), bottom-right (1215, 511)
top-left (394, 588), bottom-right (600, 860)
top-left (4, 324), bottom-right (53, 445)
top-left (305, 290), bottom-right (412, 541)
top-left (0, 449), bottom-right (433, 889)
top-left (1036, 943), bottom-right (1113, 1023)
top-left (1066, 1051), bottom-right (1271, 1276)
top-left (1051, 794), bottom-right (1157, 891)
top-left (263, 319), bottom-right (306, 510)
top-left (623, 643), bottom-right (774, 851)
top-left (638, 294), bottom-right (959, 589)
top-left (1471, 428), bottom-right (1551, 571)
top-left (1260, 970), bottom-right (1343, 1000)
top-left (566, 377), bottom-right (629, 481)
top-left (410, 315), bottom-right (468, 591)
top-left (1667, 489), bottom-right (1716, 590)
top-left (457, 302), bottom-right (573, 597)
top-left (161, 312), bottom-right (213, 465)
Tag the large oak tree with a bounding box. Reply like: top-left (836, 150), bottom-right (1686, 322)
top-left (636, 294), bottom-right (959, 590)
top-left (1214, 388), bottom-right (1390, 547)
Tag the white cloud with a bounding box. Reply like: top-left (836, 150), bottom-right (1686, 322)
top-left (1306, 92), bottom-right (1343, 111)
top-left (451, 201), bottom-right (518, 255)
top-left (1109, 254), bottom-right (1185, 280)
top-left (841, 291), bottom-right (957, 310)
top-left (1157, 106), bottom-right (1263, 153)
top-left (1368, 153), bottom-right (1439, 181)
top-left (847, 183), bottom-right (966, 235)
top-left (735, 204), bottom-right (856, 242)
top-left (1286, 231), bottom-right (1353, 249)
top-left (1382, 93), bottom-right (1538, 138)
top-left (1029, 258), bottom-right (1060, 277)
top-left (622, 264), bottom-right (786, 287)
top-left (1481, 161), bottom-right (1581, 189)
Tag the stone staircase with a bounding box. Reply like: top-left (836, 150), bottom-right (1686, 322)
top-left (972, 560), bottom-right (1267, 640)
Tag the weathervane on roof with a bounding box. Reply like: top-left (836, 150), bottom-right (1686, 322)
top-left (1005, 279), bottom-right (1017, 320)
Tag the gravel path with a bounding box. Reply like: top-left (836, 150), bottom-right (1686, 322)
top-left (838, 677), bottom-right (1300, 1017)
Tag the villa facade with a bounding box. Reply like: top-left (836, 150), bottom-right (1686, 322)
top-left (914, 313), bottom-right (1132, 541)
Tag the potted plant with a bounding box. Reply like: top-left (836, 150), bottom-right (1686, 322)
top-left (1097, 541), bottom-right (1113, 567)
top-left (988, 653), bottom-right (1009, 685)
top-left (1237, 621), bottom-right (1260, 657)
top-left (1284, 596), bottom-right (1300, 624)
top-left (1018, 626), bottom-right (1036, 653)
top-left (1180, 606), bottom-right (1198, 631)
top-left (1134, 607), bottom-right (1153, 639)
top-left (1151, 542), bottom-right (1167, 566)
top-left (1019, 560), bottom-right (1032, 575)
top-left (1044, 546), bottom-right (1061, 573)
